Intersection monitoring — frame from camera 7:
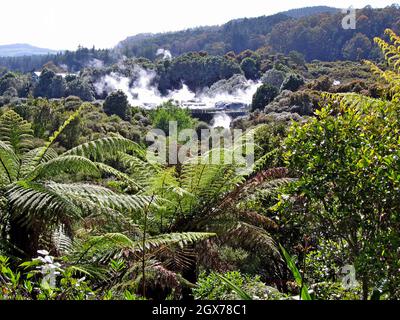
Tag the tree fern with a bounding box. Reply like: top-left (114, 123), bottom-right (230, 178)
top-left (364, 29), bottom-right (400, 101)
top-left (32, 104), bottom-right (86, 166)
top-left (26, 155), bottom-right (101, 181)
top-left (68, 232), bottom-right (215, 265)
top-left (0, 141), bottom-right (18, 184)
top-left (63, 135), bottom-right (139, 162)
top-left (0, 110), bottom-right (33, 156)
top-left (0, 106), bottom-right (161, 258)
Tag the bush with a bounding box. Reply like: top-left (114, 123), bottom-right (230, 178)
top-left (150, 101), bottom-right (196, 135)
top-left (284, 94), bottom-right (400, 299)
top-left (280, 73), bottom-right (305, 92)
top-left (103, 90), bottom-right (130, 120)
top-left (251, 84), bottom-right (279, 111)
top-left (193, 271), bottom-right (284, 300)
top-left (261, 69), bottom-right (286, 89)
top-left (240, 57), bottom-right (260, 80)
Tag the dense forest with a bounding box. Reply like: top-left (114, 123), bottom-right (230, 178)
top-left (0, 5), bottom-right (400, 302)
top-left (117, 5), bottom-right (400, 61)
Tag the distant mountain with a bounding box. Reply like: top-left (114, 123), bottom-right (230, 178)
top-left (280, 6), bottom-right (340, 19)
top-left (0, 44), bottom-right (59, 57)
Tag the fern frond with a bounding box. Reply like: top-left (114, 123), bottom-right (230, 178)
top-left (26, 156), bottom-right (101, 181)
top-left (45, 182), bottom-right (154, 213)
top-left (19, 147), bottom-right (59, 179)
top-left (33, 104), bottom-right (86, 166)
top-left (63, 135), bottom-right (139, 161)
top-left (71, 232), bottom-right (215, 263)
top-left (95, 162), bottom-right (142, 191)
top-left (118, 152), bottom-right (161, 187)
top-left (6, 181), bottom-right (82, 227)
top-left (0, 110), bottom-right (33, 156)
top-left (0, 140), bottom-right (18, 184)
top-left (239, 211), bottom-right (279, 231)
top-left (368, 29), bottom-right (400, 100)
top-left (52, 225), bottom-right (73, 255)
top-left (222, 222), bottom-right (279, 257)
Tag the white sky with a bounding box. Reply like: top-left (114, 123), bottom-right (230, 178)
top-left (0, 0), bottom-right (397, 50)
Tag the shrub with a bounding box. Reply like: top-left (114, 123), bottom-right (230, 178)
top-left (261, 69), bottom-right (286, 89)
top-left (149, 101), bottom-right (196, 135)
top-left (280, 73), bottom-right (305, 92)
top-left (193, 271), bottom-right (284, 300)
top-left (251, 84), bottom-right (279, 111)
top-left (103, 90), bottom-right (130, 120)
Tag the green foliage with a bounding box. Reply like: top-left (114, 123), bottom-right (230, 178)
top-left (261, 68), bottom-right (286, 88)
top-left (0, 110), bottom-right (34, 156)
top-left (149, 101), bottom-right (196, 135)
top-left (0, 106), bottom-right (155, 258)
top-left (280, 73), bottom-right (304, 91)
top-left (193, 271), bottom-right (283, 300)
top-left (240, 57), bottom-right (260, 80)
top-left (279, 244), bottom-right (312, 300)
top-left (342, 33), bottom-right (372, 61)
top-left (284, 90), bottom-right (400, 299)
top-left (214, 273), bottom-right (253, 300)
top-left (312, 282), bottom-right (361, 300)
top-left (103, 90), bottom-right (130, 120)
top-left (251, 84), bottom-right (279, 111)
top-left (0, 254), bottom-right (96, 300)
top-left (304, 239), bottom-right (348, 285)
top-left (157, 52), bottom-right (242, 93)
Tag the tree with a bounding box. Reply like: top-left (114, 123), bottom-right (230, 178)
top-left (34, 68), bottom-right (56, 98)
top-left (66, 78), bottom-right (95, 101)
top-left (150, 101), bottom-right (195, 135)
top-left (0, 107), bottom-right (150, 258)
top-left (280, 73), bottom-right (304, 92)
top-left (103, 90), bottom-right (130, 120)
top-left (283, 30), bottom-right (400, 299)
top-left (50, 75), bottom-right (67, 98)
top-left (251, 84), bottom-right (279, 111)
top-left (240, 57), bottom-right (260, 80)
top-left (261, 69), bottom-right (286, 89)
top-left (342, 33), bottom-right (372, 61)
top-left (288, 51), bottom-right (306, 66)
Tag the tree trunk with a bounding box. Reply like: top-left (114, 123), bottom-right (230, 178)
top-left (362, 275), bottom-right (369, 300)
top-left (181, 249), bottom-right (197, 301)
top-left (9, 218), bottom-right (39, 259)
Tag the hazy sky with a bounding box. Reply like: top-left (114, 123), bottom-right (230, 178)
top-left (0, 0), bottom-right (397, 50)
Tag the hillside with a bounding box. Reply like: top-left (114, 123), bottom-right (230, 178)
top-left (1, 5), bottom-right (400, 73)
top-left (116, 6), bottom-right (340, 58)
top-left (116, 5), bottom-right (400, 61)
top-left (117, 13), bottom-right (292, 58)
top-left (0, 43), bottom-right (59, 57)
top-left (280, 6), bottom-right (340, 18)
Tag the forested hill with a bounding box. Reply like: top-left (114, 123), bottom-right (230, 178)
top-left (117, 13), bottom-right (291, 58)
top-left (116, 5), bottom-right (400, 60)
top-left (1, 5), bottom-right (400, 73)
top-left (280, 6), bottom-right (340, 18)
top-left (0, 44), bottom-right (59, 57)
top-left (116, 7), bottom-right (340, 58)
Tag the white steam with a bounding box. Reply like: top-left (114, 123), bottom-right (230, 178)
top-left (212, 113), bottom-right (233, 129)
top-left (156, 48), bottom-right (172, 60)
top-left (87, 58), bottom-right (104, 69)
top-left (94, 66), bottom-right (261, 112)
